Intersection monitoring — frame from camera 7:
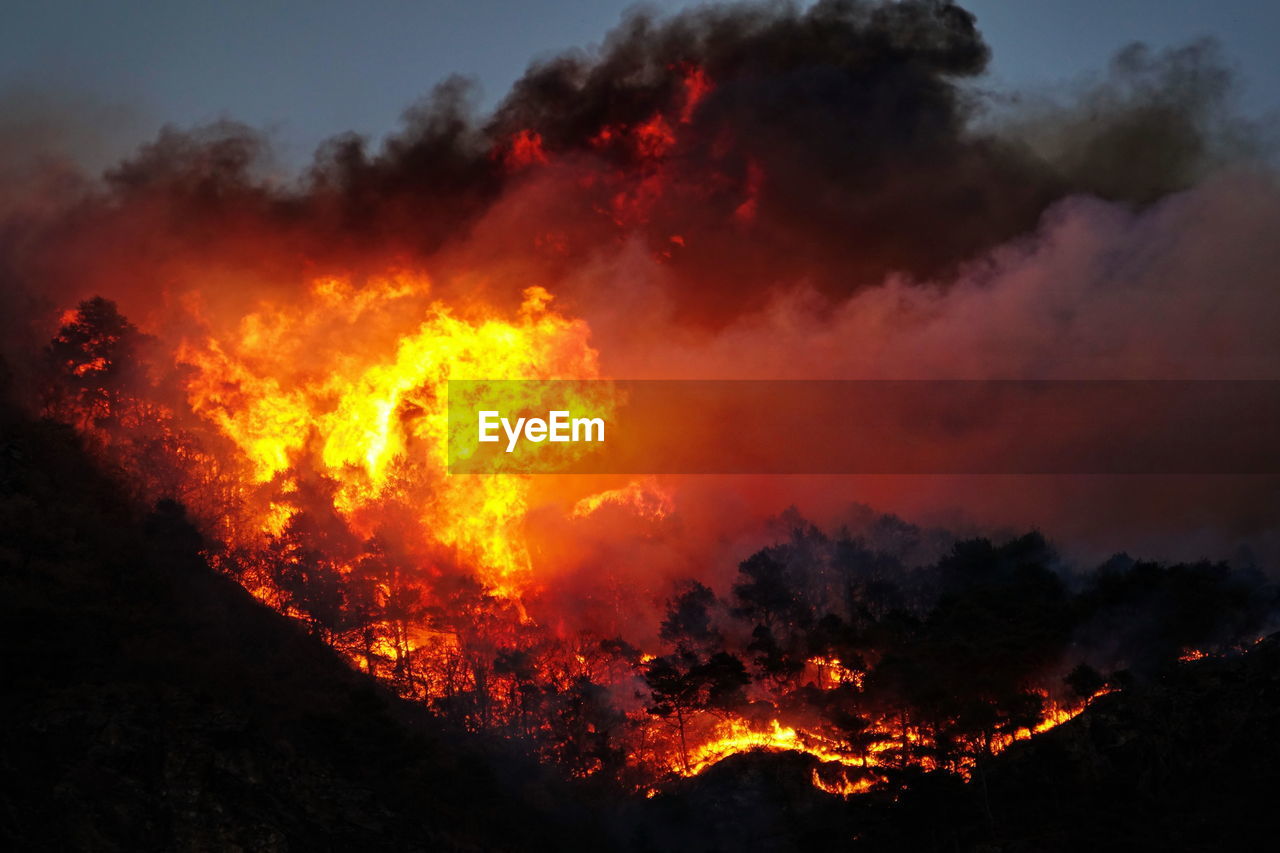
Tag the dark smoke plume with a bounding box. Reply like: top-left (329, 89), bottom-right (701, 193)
top-left (1, 0), bottom-right (1259, 347)
top-left (0, 0), bottom-right (1275, 588)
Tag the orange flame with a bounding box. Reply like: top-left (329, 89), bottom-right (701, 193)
top-left (668, 686), bottom-right (1115, 796)
top-left (571, 478), bottom-right (673, 521)
top-left (178, 273), bottom-right (598, 595)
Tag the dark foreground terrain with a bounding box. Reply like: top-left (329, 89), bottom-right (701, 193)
top-left (0, 392), bottom-right (598, 851)
top-left (3, 383), bottom-right (1279, 852)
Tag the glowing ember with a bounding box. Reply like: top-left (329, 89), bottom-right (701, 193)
top-left (502, 129), bottom-right (550, 170)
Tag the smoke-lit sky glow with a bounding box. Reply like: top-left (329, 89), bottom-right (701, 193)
top-left (2, 0), bottom-right (1276, 171)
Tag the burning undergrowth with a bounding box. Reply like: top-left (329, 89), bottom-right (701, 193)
top-left (2, 0), bottom-right (1279, 800)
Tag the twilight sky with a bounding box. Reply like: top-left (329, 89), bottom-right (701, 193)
top-left (3, 0), bottom-right (1277, 171)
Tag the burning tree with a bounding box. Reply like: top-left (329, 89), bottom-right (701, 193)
top-left (645, 582), bottom-right (751, 772)
top-left (43, 297), bottom-right (147, 428)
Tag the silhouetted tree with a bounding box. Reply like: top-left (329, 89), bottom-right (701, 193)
top-left (660, 580), bottom-right (721, 653)
top-left (645, 650), bottom-right (750, 772)
top-left (44, 297), bottom-right (148, 427)
top-left (746, 623), bottom-right (806, 688)
top-left (648, 580), bottom-right (750, 770)
top-left (1065, 663), bottom-right (1107, 699)
top-left (544, 675), bottom-right (625, 778)
top-left (733, 546), bottom-right (813, 630)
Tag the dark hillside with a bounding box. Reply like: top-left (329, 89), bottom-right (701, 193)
top-left (0, 391), bottom-right (597, 852)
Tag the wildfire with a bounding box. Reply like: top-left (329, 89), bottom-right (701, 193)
top-left (570, 478), bottom-right (673, 521)
top-left (677, 64), bottom-right (712, 124)
top-left (39, 288), bottom-right (1142, 802)
top-left (17, 0), bottom-right (1276, 822)
top-left (811, 768), bottom-right (882, 797)
top-left (502, 129), bottom-right (549, 170)
top-left (807, 655), bottom-right (864, 690)
top-left (667, 686), bottom-right (1115, 796)
top-left (178, 274), bottom-right (599, 595)
top-left (677, 718), bottom-right (870, 777)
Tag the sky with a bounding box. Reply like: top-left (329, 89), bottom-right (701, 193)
top-left (3, 0), bottom-right (1277, 171)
